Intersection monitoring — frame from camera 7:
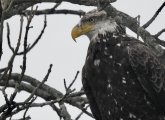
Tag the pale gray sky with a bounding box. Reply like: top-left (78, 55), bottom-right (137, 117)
top-left (0, 0), bottom-right (165, 119)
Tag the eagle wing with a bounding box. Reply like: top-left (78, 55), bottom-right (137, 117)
top-left (82, 63), bottom-right (102, 120)
top-left (127, 43), bottom-right (165, 111)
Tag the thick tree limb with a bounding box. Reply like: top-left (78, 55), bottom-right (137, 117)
top-left (0, 73), bottom-right (91, 118)
top-left (22, 9), bottom-right (85, 16)
top-left (1, 0), bottom-right (165, 119)
top-left (1, 0), bottom-right (164, 58)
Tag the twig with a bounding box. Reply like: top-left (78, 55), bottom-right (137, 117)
top-left (23, 96), bottom-right (37, 119)
top-left (16, 15), bottom-right (47, 55)
top-left (4, 66), bottom-right (13, 89)
top-left (75, 105), bottom-right (90, 120)
top-left (15, 116), bottom-right (31, 120)
top-left (0, 73), bottom-right (92, 118)
top-left (9, 15), bottom-right (26, 102)
top-left (24, 64), bottom-right (53, 103)
top-left (1, 88), bottom-right (17, 119)
top-left (0, 67), bottom-right (7, 73)
top-left (61, 71), bottom-right (80, 102)
top-left (0, 63), bottom-right (52, 119)
top-left (136, 15), bottom-right (140, 39)
top-left (5, 0), bottom-right (15, 12)
top-left (21, 9), bottom-right (85, 16)
top-left (23, 99), bottom-right (60, 107)
top-left (0, 16), bottom-right (23, 81)
top-left (7, 23), bottom-right (14, 53)
top-left (153, 36), bottom-right (165, 47)
top-left (0, 103), bottom-right (8, 113)
top-left (143, 1), bottom-right (165, 28)
top-left (49, 104), bottom-right (62, 119)
top-left (75, 105), bottom-right (93, 118)
top-left (67, 90), bottom-right (85, 98)
top-left (9, 7), bottom-right (38, 102)
top-left (67, 71), bottom-right (79, 90)
top-left (0, 0), bottom-right (15, 60)
top-left (2, 88), bottom-right (10, 106)
top-left (52, 1), bottom-right (62, 9)
top-left (154, 28), bottom-right (165, 38)
top-left (0, 11), bottom-right (5, 60)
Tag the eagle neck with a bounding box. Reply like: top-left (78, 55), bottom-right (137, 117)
top-left (87, 22), bottom-right (126, 42)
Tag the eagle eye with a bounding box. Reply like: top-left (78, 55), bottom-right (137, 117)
top-left (88, 18), bottom-right (95, 22)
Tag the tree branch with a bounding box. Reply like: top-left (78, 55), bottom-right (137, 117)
top-left (22, 9), bottom-right (85, 16)
top-left (17, 15), bottom-right (47, 55)
top-left (0, 73), bottom-right (91, 118)
top-left (24, 64), bottom-right (52, 103)
top-left (103, 4), bottom-right (164, 57)
top-left (154, 28), bottom-right (165, 38)
top-left (142, 1), bottom-right (165, 29)
top-left (3, 0), bottom-right (164, 57)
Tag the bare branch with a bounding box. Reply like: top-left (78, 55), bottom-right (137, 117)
top-left (53, 1), bottom-right (62, 9)
top-left (0, 12), bottom-right (5, 60)
top-left (61, 71), bottom-right (80, 102)
top-left (0, 67), bottom-right (7, 73)
top-left (49, 104), bottom-right (62, 119)
top-left (67, 90), bottom-right (85, 98)
top-left (153, 37), bottom-right (165, 48)
top-left (23, 97), bottom-right (37, 119)
top-left (135, 15), bottom-right (140, 39)
top-left (9, 15), bottom-right (26, 102)
top-left (0, 16), bottom-right (23, 81)
top-left (154, 28), bottom-right (165, 38)
top-left (103, 4), bottom-right (164, 56)
top-left (67, 71), bottom-right (79, 90)
top-left (2, 0), bottom-right (164, 58)
top-left (59, 103), bottom-right (71, 120)
top-left (75, 105), bottom-right (90, 120)
top-left (0, 73), bottom-right (92, 118)
top-left (0, 0), bottom-right (15, 60)
top-left (24, 64), bottom-right (53, 103)
top-left (17, 15), bottom-right (47, 55)
top-left (7, 23), bottom-right (14, 53)
top-left (16, 116), bottom-right (31, 120)
top-left (9, 7), bottom-right (39, 102)
top-left (22, 9), bottom-right (85, 16)
top-left (1, 88), bottom-right (10, 106)
top-left (142, 1), bottom-right (165, 28)
top-left (5, 0), bottom-right (15, 12)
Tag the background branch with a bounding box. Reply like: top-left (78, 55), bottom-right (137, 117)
top-left (142, 1), bottom-right (165, 28)
top-left (0, 0), bottom-right (165, 119)
top-left (0, 73), bottom-right (91, 119)
top-left (22, 9), bottom-right (85, 16)
top-left (154, 28), bottom-right (165, 38)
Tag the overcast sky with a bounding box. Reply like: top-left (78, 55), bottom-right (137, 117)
top-left (0, 0), bottom-right (165, 120)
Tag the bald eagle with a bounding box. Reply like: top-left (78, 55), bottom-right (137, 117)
top-left (71, 9), bottom-right (165, 120)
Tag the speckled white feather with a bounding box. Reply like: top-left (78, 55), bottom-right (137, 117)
top-left (86, 19), bottom-right (118, 41)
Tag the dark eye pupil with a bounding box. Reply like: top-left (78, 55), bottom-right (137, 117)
top-left (89, 18), bottom-right (94, 22)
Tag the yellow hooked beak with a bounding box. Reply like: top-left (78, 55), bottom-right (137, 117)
top-left (71, 23), bottom-right (94, 42)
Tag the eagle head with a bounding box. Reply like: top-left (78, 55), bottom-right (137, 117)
top-left (71, 9), bottom-right (125, 42)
